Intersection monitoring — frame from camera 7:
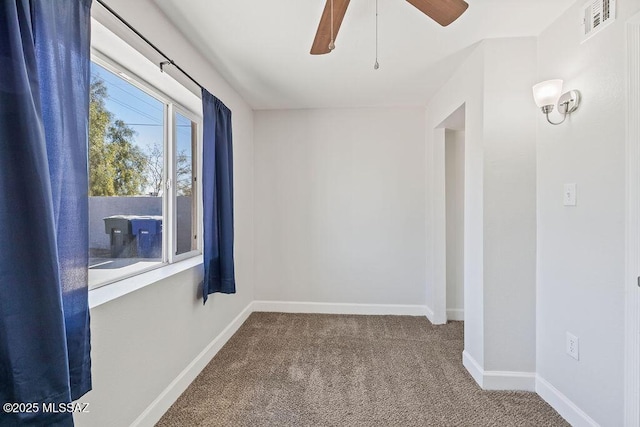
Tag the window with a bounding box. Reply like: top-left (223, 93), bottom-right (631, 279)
top-left (88, 55), bottom-right (201, 289)
top-left (174, 111), bottom-right (197, 256)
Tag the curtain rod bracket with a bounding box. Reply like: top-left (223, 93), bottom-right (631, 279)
top-left (96, 0), bottom-right (203, 90)
top-left (159, 60), bottom-right (174, 73)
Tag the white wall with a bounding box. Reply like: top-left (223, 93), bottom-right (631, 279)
top-left (76, 1), bottom-right (254, 426)
top-left (445, 130), bottom-right (465, 318)
top-left (482, 38), bottom-right (538, 373)
top-left (536, 1), bottom-right (640, 425)
top-left (254, 108), bottom-right (426, 305)
top-left (426, 38), bottom-right (537, 375)
top-left (72, 1), bottom-right (640, 424)
top-left (425, 43), bottom-right (485, 346)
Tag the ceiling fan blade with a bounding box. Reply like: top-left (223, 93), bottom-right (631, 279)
top-left (310, 0), bottom-right (351, 55)
top-left (406, 0), bottom-right (469, 27)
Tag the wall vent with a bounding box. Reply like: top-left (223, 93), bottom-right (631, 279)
top-left (582, 0), bottom-right (616, 42)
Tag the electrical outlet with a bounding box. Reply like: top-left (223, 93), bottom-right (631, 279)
top-left (566, 332), bottom-right (580, 360)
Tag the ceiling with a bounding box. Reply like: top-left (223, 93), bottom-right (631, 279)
top-left (153, 0), bottom-right (574, 110)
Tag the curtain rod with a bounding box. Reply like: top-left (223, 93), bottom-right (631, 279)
top-left (95, 0), bottom-right (204, 91)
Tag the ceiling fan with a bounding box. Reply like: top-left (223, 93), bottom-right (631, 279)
top-left (310, 0), bottom-right (469, 55)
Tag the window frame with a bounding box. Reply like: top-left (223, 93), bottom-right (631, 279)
top-left (88, 49), bottom-right (202, 290)
top-left (170, 105), bottom-right (203, 263)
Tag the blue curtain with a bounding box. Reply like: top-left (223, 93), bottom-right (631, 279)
top-left (202, 89), bottom-right (235, 302)
top-left (0, 0), bottom-right (92, 425)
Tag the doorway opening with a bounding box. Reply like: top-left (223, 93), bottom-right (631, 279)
top-left (445, 128), bottom-right (465, 321)
top-left (437, 103), bottom-right (466, 322)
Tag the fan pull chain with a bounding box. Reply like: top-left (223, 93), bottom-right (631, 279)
top-left (374, 0), bottom-right (380, 69)
top-left (329, 0), bottom-right (336, 51)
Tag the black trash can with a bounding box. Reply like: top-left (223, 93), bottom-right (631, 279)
top-left (103, 215), bottom-right (135, 258)
top-left (130, 216), bottom-right (162, 258)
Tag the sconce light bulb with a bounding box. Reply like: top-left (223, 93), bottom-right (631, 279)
top-left (374, 60), bottom-right (379, 70)
top-left (328, 41), bottom-right (335, 51)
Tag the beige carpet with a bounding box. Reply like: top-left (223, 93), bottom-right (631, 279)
top-left (157, 313), bottom-right (568, 426)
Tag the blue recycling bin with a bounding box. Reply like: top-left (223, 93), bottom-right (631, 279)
top-left (130, 216), bottom-right (163, 258)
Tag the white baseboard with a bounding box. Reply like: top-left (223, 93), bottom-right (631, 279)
top-left (484, 370), bottom-right (536, 392)
top-left (447, 308), bottom-right (464, 321)
top-left (252, 300), bottom-right (429, 316)
top-left (424, 304), bottom-right (447, 325)
top-left (133, 301), bottom-right (601, 427)
top-left (131, 302), bottom-right (254, 427)
top-left (131, 300), bottom-right (427, 426)
top-left (462, 350), bottom-right (535, 391)
top-left (536, 376), bottom-right (599, 427)
top-left (462, 350), bottom-right (484, 386)
top-left (425, 304), bottom-right (436, 323)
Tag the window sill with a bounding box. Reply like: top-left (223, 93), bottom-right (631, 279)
top-left (88, 255), bottom-right (203, 309)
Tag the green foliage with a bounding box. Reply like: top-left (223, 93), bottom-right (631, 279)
top-left (176, 150), bottom-right (192, 197)
top-left (88, 76), bottom-right (148, 196)
top-left (89, 74), bottom-right (193, 198)
top-left (89, 78), bottom-right (115, 196)
top-left (109, 119), bottom-right (148, 195)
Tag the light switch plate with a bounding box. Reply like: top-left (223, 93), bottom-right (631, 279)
top-left (564, 183), bottom-right (577, 206)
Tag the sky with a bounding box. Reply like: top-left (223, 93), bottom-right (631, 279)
top-left (91, 62), bottom-right (193, 195)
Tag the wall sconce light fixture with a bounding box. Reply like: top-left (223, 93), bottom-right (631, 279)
top-left (532, 79), bottom-right (581, 125)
